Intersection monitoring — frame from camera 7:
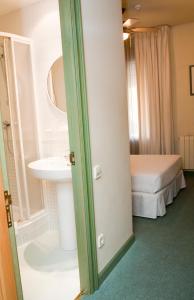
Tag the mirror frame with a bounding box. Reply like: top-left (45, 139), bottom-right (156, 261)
top-left (47, 56), bottom-right (67, 115)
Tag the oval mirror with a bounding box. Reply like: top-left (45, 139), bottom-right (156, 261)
top-left (47, 56), bottom-right (67, 113)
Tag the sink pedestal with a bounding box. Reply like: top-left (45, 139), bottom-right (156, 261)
top-left (56, 182), bottom-right (77, 251)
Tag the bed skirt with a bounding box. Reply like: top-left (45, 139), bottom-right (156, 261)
top-left (132, 170), bottom-right (186, 219)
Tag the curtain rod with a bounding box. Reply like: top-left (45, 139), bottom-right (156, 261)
top-left (124, 24), bottom-right (170, 34)
top-left (124, 27), bottom-right (158, 34)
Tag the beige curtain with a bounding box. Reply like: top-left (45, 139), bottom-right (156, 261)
top-left (125, 38), bottom-right (139, 154)
top-left (127, 25), bottom-right (174, 154)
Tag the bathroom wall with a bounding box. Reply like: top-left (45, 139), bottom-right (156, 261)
top-left (81, 0), bottom-right (133, 272)
top-left (171, 22), bottom-right (194, 152)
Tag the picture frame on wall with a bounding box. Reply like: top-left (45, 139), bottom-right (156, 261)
top-left (189, 65), bottom-right (194, 96)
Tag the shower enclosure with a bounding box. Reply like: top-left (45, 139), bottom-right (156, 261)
top-left (0, 32), bottom-right (44, 225)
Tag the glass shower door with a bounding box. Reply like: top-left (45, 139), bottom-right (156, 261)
top-left (3, 37), bottom-right (44, 221)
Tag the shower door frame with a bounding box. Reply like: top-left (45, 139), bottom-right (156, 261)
top-left (4, 35), bottom-right (45, 221)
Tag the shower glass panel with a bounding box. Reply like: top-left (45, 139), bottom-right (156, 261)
top-left (11, 40), bottom-right (43, 216)
top-left (0, 36), bottom-right (44, 222)
top-left (0, 40), bottom-right (21, 219)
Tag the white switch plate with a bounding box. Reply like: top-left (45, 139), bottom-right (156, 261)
top-left (93, 165), bottom-right (102, 180)
top-left (97, 233), bottom-right (105, 248)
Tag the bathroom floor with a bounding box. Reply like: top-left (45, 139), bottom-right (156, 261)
top-left (17, 231), bottom-right (80, 300)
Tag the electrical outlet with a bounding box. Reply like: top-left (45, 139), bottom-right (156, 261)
top-left (97, 233), bottom-right (105, 248)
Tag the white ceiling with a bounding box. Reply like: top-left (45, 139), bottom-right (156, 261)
top-left (1, 0), bottom-right (194, 26)
top-left (0, 0), bottom-right (41, 16)
top-left (122, 0), bottom-right (194, 28)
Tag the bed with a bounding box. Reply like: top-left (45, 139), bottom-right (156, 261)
top-left (130, 155), bottom-right (186, 219)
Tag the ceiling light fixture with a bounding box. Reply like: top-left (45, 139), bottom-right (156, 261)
top-left (134, 4), bottom-right (142, 11)
top-left (123, 18), bottom-right (139, 28)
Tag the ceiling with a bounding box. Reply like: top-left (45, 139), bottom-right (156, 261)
top-left (1, 0), bottom-right (194, 26)
top-left (0, 0), bottom-right (40, 16)
top-left (122, 0), bottom-right (194, 28)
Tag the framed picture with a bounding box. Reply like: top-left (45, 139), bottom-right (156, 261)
top-left (189, 65), bottom-right (194, 95)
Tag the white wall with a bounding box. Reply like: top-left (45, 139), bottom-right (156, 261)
top-left (81, 0), bottom-right (133, 272)
top-left (0, 0), bottom-right (69, 157)
top-left (171, 22), bottom-right (194, 152)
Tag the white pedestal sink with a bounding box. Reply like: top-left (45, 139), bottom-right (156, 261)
top-left (28, 157), bottom-right (77, 251)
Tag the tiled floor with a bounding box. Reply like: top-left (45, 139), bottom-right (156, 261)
top-left (17, 231), bottom-right (80, 300)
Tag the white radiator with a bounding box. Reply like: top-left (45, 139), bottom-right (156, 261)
top-left (179, 136), bottom-right (194, 170)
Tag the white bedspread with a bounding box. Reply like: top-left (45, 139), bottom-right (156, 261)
top-left (132, 170), bottom-right (186, 218)
top-left (130, 155), bottom-right (182, 193)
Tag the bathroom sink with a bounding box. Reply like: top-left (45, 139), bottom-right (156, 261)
top-left (28, 157), bottom-right (72, 182)
top-left (28, 156), bottom-right (76, 252)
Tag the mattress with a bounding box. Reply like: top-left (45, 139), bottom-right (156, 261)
top-left (130, 155), bottom-right (182, 194)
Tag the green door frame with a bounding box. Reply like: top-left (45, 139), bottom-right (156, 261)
top-left (59, 0), bottom-right (99, 294)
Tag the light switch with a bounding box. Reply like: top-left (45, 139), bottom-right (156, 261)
top-left (97, 233), bottom-right (105, 248)
top-left (93, 165), bottom-right (102, 180)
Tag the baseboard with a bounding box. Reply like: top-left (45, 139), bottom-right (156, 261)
top-left (98, 234), bottom-right (135, 286)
